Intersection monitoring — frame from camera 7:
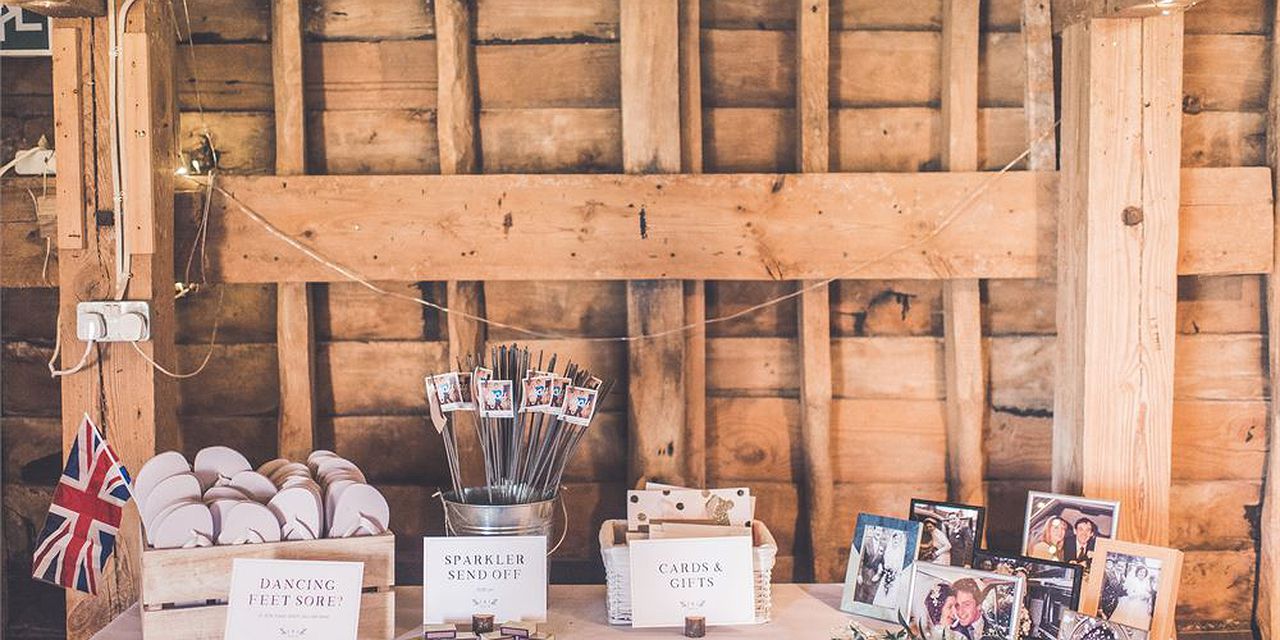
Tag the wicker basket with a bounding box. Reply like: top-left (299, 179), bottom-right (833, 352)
top-left (598, 519), bottom-right (778, 625)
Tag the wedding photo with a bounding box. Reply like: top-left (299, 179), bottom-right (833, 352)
top-left (909, 564), bottom-right (1024, 640)
top-left (1060, 610), bottom-right (1149, 640)
top-left (1080, 540), bottom-right (1184, 640)
top-left (1094, 552), bottom-right (1161, 631)
top-left (910, 499), bottom-right (986, 567)
top-left (840, 514), bottom-right (922, 622)
top-left (973, 551), bottom-right (1083, 640)
top-left (1023, 492), bottom-right (1120, 572)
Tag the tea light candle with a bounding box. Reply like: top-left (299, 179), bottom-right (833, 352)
top-left (472, 613), bottom-right (495, 633)
top-left (684, 615), bottom-right (706, 638)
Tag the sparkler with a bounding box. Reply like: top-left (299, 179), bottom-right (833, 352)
top-left (426, 344), bottom-right (611, 505)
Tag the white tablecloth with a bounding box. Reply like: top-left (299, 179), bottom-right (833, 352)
top-left (92, 583), bottom-right (880, 639)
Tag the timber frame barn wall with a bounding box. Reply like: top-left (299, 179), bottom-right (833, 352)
top-left (1, 0), bottom-right (1278, 638)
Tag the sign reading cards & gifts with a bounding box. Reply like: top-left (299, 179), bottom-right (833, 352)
top-left (422, 535), bottom-right (548, 623)
top-left (627, 536), bottom-right (755, 627)
top-left (224, 558), bottom-right (364, 640)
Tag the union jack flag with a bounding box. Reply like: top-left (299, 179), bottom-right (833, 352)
top-left (31, 414), bottom-right (133, 594)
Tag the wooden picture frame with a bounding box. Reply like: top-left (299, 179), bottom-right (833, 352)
top-left (1079, 539), bottom-right (1183, 640)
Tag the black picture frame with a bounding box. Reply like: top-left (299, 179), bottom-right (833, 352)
top-left (908, 498), bottom-right (987, 567)
top-left (973, 550), bottom-right (1085, 640)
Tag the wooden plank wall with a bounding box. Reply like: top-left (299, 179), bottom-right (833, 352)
top-left (0, 0), bottom-right (1273, 636)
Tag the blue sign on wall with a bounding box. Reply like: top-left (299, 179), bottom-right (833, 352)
top-left (1, 5), bottom-right (51, 56)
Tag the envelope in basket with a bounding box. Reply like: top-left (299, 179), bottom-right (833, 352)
top-left (626, 487), bottom-right (752, 530)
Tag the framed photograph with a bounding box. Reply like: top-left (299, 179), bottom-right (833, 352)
top-left (839, 514), bottom-right (922, 621)
top-left (910, 498), bottom-right (986, 567)
top-left (1023, 492), bottom-right (1120, 572)
top-left (1059, 610), bottom-right (1148, 640)
top-left (1079, 539), bottom-right (1183, 640)
top-left (974, 551), bottom-right (1083, 640)
top-left (909, 563), bottom-right (1025, 640)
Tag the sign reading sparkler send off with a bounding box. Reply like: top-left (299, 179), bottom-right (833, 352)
top-left (422, 535), bottom-right (548, 624)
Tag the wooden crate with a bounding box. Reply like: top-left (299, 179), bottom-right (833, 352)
top-left (139, 533), bottom-right (395, 640)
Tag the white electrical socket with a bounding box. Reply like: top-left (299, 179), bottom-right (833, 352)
top-left (76, 301), bottom-right (151, 342)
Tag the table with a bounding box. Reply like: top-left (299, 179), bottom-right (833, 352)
top-left (92, 584), bottom-right (880, 639)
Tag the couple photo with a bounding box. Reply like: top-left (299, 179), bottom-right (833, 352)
top-left (1023, 493), bottom-right (1120, 573)
top-left (911, 499), bottom-right (985, 567)
top-left (1097, 553), bottom-right (1160, 631)
top-left (913, 565), bottom-right (1022, 640)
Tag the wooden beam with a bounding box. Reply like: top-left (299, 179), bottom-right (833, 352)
top-left (794, 0), bottom-right (835, 583)
top-left (435, 0), bottom-right (487, 488)
top-left (678, 0), bottom-right (707, 489)
top-left (435, 0), bottom-right (480, 175)
top-left (1022, 0), bottom-right (1058, 171)
top-left (940, 0), bottom-right (987, 509)
top-left (1055, 0), bottom-right (1208, 29)
top-left (187, 167), bottom-right (1272, 283)
top-left (51, 26), bottom-right (85, 250)
top-left (620, 0), bottom-right (686, 487)
top-left (1257, 4), bottom-right (1280, 637)
top-left (55, 2), bottom-right (179, 636)
top-left (1053, 13), bottom-right (1183, 546)
top-left (271, 0), bottom-right (316, 460)
top-left (11, 0), bottom-right (104, 18)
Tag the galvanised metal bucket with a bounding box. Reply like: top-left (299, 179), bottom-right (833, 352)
top-left (441, 485), bottom-right (565, 553)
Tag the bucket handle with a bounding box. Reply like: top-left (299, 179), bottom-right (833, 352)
top-left (434, 489), bottom-right (570, 558)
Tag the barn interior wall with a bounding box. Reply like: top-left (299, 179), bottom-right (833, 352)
top-left (0, 0), bottom-right (1271, 637)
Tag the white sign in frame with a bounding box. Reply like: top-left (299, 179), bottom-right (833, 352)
top-left (627, 536), bottom-right (755, 628)
top-left (422, 535), bottom-right (548, 623)
top-left (224, 558), bottom-right (364, 640)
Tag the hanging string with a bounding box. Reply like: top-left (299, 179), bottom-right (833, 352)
top-left (207, 120), bottom-right (1059, 344)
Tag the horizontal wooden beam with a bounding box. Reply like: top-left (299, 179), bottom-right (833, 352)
top-left (174, 167), bottom-right (1270, 283)
top-left (10, 0), bottom-right (104, 17)
top-left (1055, 0), bottom-right (1207, 29)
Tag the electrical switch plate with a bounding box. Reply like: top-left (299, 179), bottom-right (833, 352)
top-left (76, 301), bottom-right (151, 342)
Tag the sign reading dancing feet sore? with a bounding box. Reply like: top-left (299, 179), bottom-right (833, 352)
top-left (224, 558), bottom-right (364, 640)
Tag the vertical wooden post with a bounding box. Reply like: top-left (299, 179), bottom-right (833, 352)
top-left (1257, 5), bottom-right (1280, 637)
top-left (54, 2), bottom-right (180, 636)
top-left (620, 0), bottom-right (687, 487)
top-left (940, 0), bottom-right (986, 507)
top-left (271, 0), bottom-right (317, 461)
top-left (794, 0), bottom-right (835, 582)
top-left (679, 0), bottom-right (707, 488)
top-left (1054, 14), bottom-right (1182, 546)
top-left (1021, 0), bottom-right (1057, 171)
top-left (436, 0), bottom-right (486, 489)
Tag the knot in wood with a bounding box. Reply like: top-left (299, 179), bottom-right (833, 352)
top-left (1122, 206), bottom-right (1143, 226)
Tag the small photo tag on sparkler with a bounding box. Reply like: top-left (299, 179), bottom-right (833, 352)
top-left (561, 386), bottom-right (598, 426)
top-left (520, 376), bottom-right (554, 413)
top-left (432, 373), bottom-right (468, 412)
top-left (548, 377), bottom-right (571, 415)
top-left (480, 380), bottom-right (515, 418)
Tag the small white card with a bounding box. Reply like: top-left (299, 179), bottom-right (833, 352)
top-left (422, 535), bottom-right (547, 624)
top-left (224, 558), bottom-right (364, 640)
top-left (627, 536), bottom-right (755, 628)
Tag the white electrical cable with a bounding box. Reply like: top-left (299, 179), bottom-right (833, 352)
top-left (0, 146), bottom-right (43, 177)
top-left (108, 0), bottom-right (142, 301)
top-left (47, 320), bottom-right (96, 378)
